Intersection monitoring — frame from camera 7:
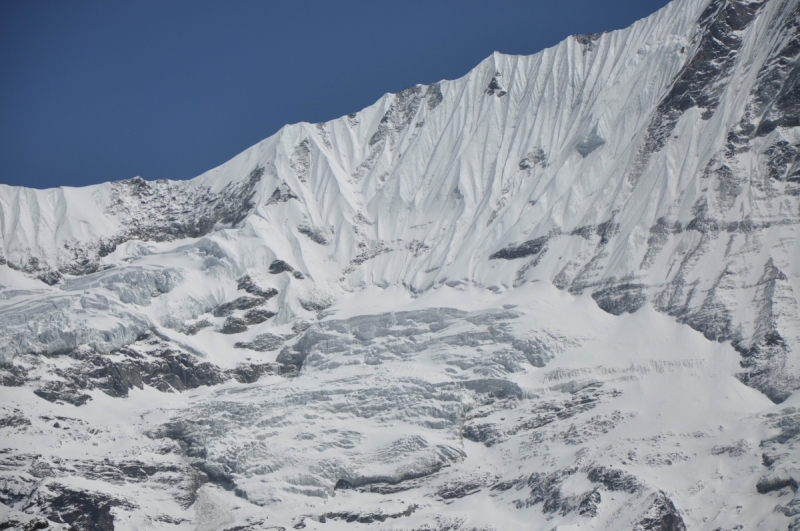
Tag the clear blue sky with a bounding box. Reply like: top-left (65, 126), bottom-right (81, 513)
top-left (0, 0), bottom-right (671, 189)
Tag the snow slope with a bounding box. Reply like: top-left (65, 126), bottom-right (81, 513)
top-left (1, 0), bottom-right (800, 529)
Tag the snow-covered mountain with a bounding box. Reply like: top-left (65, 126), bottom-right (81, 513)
top-left (1, 0), bottom-right (799, 528)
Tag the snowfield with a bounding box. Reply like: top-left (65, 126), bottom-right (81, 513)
top-left (1, 0), bottom-right (800, 529)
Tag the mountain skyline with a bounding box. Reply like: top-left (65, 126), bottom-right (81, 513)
top-left (0, 0), bottom-right (672, 190)
top-left (1, 0), bottom-right (799, 529)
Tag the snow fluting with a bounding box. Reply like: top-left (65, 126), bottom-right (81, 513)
top-left (1, 0), bottom-right (800, 529)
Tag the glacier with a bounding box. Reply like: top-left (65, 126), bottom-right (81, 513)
top-left (1, 0), bottom-right (800, 528)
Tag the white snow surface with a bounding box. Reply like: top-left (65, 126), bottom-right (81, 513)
top-left (2, 0), bottom-right (800, 528)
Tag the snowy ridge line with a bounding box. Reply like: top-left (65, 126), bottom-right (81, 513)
top-left (1, 0), bottom-right (800, 529)
top-left (0, 0), bottom-right (795, 395)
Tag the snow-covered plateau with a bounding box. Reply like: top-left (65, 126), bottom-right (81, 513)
top-left (1, 0), bottom-right (800, 529)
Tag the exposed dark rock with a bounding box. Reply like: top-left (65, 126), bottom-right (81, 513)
top-left (276, 346), bottom-right (311, 370)
top-left (756, 472), bottom-right (798, 494)
top-left (522, 468), bottom-right (581, 514)
top-left (25, 483), bottom-right (134, 531)
top-left (243, 309), bottom-right (275, 325)
top-left (713, 164), bottom-right (744, 209)
top-left (426, 83), bottom-right (443, 110)
top-left (635, 491), bottom-right (687, 531)
top-left (727, 3), bottom-right (800, 152)
top-left (299, 298), bottom-right (332, 312)
top-left (510, 337), bottom-right (557, 367)
top-left (549, 379), bottom-right (602, 394)
top-left (333, 479), bottom-right (354, 490)
top-left (290, 139), bottom-right (312, 182)
top-left (269, 260), bottom-right (295, 275)
top-left (592, 284), bottom-right (648, 315)
top-left (506, 388), bottom-right (610, 437)
top-left (153, 423), bottom-right (205, 459)
top-left (576, 126), bottom-right (606, 157)
top-left (8, 165), bottom-right (264, 276)
top-left (236, 276), bottom-right (278, 299)
top-left (489, 477), bottom-right (520, 494)
top-left (0, 361), bottom-right (28, 387)
top-left (735, 259), bottom-right (798, 403)
top-left (322, 505), bottom-right (419, 524)
top-left (22, 457), bottom-right (200, 511)
top-left (587, 466), bottom-right (643, 494)
top-left (574, 32), bottom-right (604, 53)
top-left (464, 385), bottom-right (614, 448)
top-left (131, 350), bottom-right (226, 393)
top-left (436, 479), bottom-right (485, 499)
top-left (34, 382), bottom-right (92, 407)
top-left (36, 270), bottom-right (62, 286)
top-left (571, 225), bottom-right (596, 239)
top-left (117, 168), bottom-right (262, 237)
top-left (97, 239), bottom-right (117, 257)
top-left (70, 353), bottom-right (145, 398)
top-left (762, 452), bottom-right (782, 467)
top-left (461, 379), bottom-right (522, 400)
top-left (779, 498), bottom-right (800, 518)
top-left (292, 321), bottom-right (312, 334)
top-left (213, 296), bottom-right (265, 317)
top-left (29, 335), bottom-right (263, 403)
top-left (6, 256), bottom-right (41, 274)
top-left (764, 141), bottom-right (800, 182)
top-left (265, 182), bottom-right (299, 206)
top-left (489, 236), bottom-right (548, 260)
top-left (685, 213), bottom-right (721, 234)
top-left (596, 219), bottom-right (620, 244)
top-left (195, 461), bottom-right (237, 491)
top-left (228, 363), bottom-right (277, 384)
top-left (519, 148), bottom-right (548, 170)
top-left (752, 3), bottom-right (800, 138)
top-left (181, 320), bottom-right (212, 336)
top-left (298, 225), bottom-right (330, 245)
top-left (628, 0), bottom-right (765, 188)
top-left (485, 74), bottom-right (507, 97)
top-left (0, 518), bottom-right (50, 530)
top-left (336, 478), bottom-right (421, 496)
top-left (212, 518), bottom-right (277, 531)
top-left (349, 241), bottom-right (392, 267)
top-left (462, 423), bottom-right (502, 446)
top-left (352, 86), bottom-right (424, 180)
top-left (332, 457), bottom-right (463, 493)
top-left (763, 412), bottom-right (800, 447)
top-left (58, 258), bottom-right (102, 277)
top-left (710, 439), bottom-right (750, 457)
top-left (220, 317), bottom-right (248, 334)
top-left (578, 489), bottom-right (602, 517)
top-left (235, 333), bottom-right (288, 352)
top-left (0, 414), bottom-right (31, 428)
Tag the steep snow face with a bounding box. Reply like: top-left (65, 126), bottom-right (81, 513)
top-left (1, 0), bottom-right (800, 529)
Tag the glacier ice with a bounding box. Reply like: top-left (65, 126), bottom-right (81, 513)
top-left (1, 0), bottom-right (800, 528)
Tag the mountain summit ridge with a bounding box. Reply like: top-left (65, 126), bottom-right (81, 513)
top-left (2, 0), bottom-right (796, 400)
top-left (1, 0), bottom-right (799, 529)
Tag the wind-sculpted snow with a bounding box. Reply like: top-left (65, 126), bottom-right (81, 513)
top-left (2, 0), bottom-right (800, 528)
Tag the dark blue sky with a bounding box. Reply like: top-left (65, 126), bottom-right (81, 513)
top-left (0, 0), bottom-right (671, 189)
